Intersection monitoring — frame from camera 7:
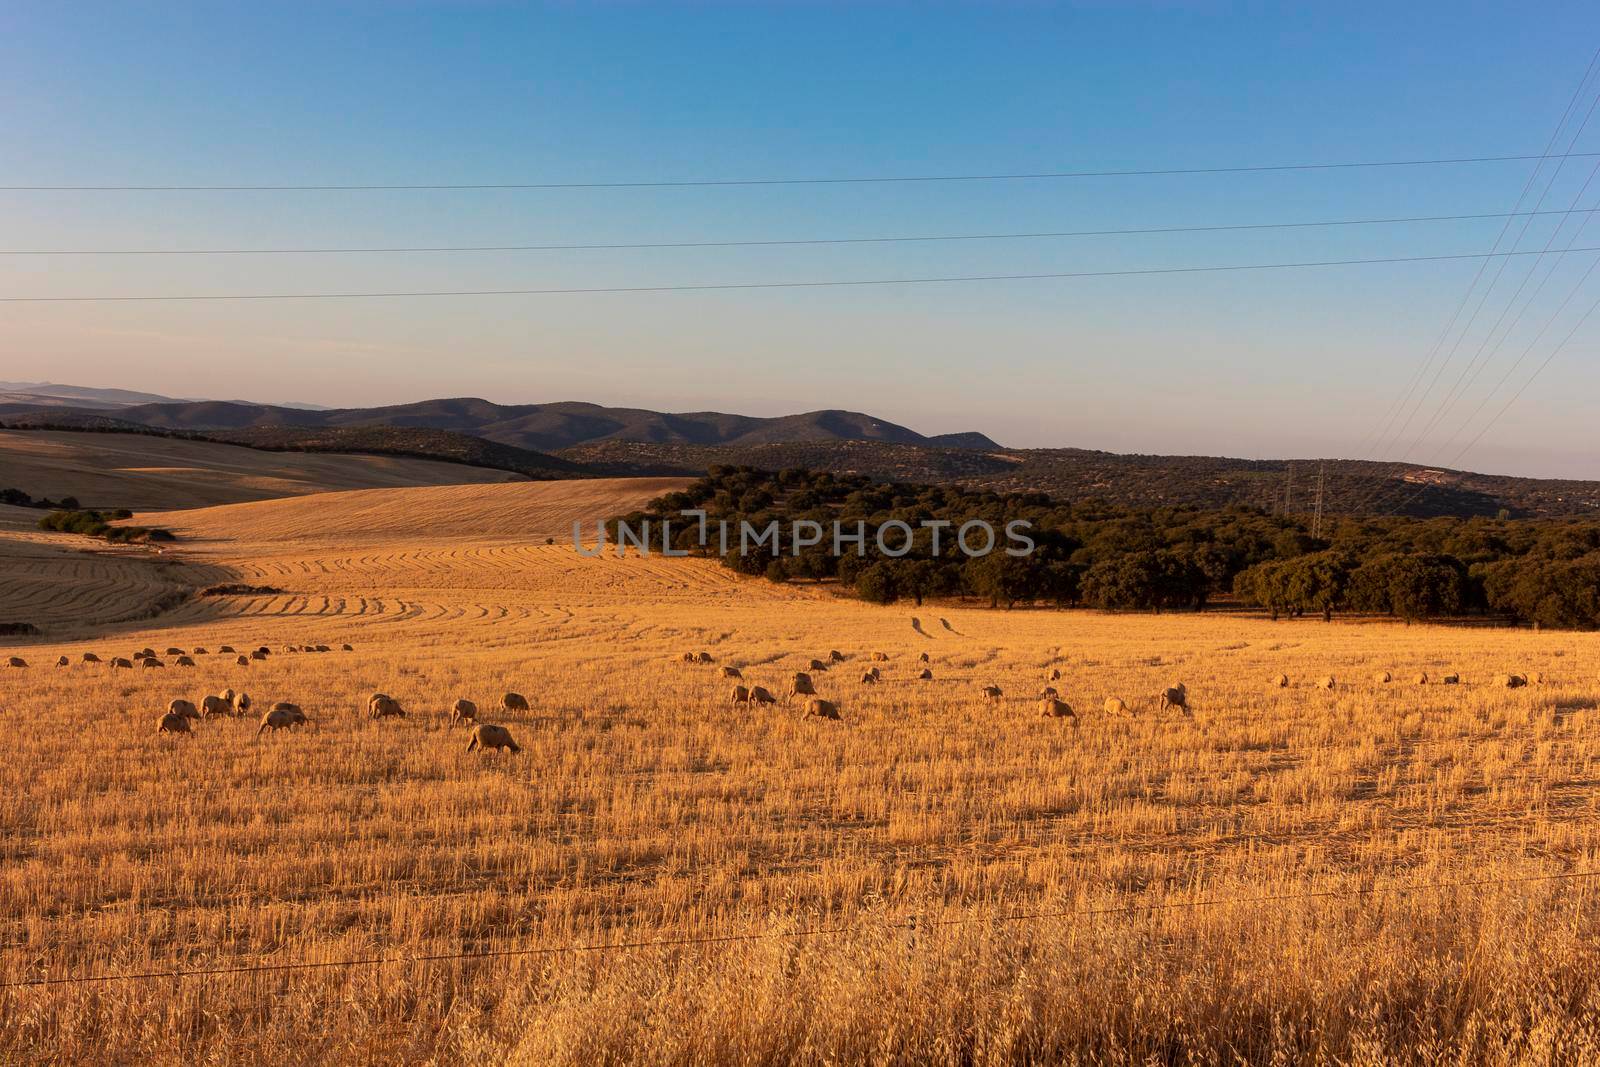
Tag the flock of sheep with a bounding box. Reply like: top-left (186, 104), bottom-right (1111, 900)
top-left (678, 647), bottom-right (1190, 723)
top-left (2, 639), bottom-right (1554, 746)
top-left (152, 685), bottom-right (525, 752)
top-left (678, 649), bottom-right (1553, 725)
top-left (5, 641), bottom-right (523, 754)
top-left (4, 641), bottom-right (354, 672)
top-left (152, 685), bottom-right (523, 752)
top-left (1276, 670), bottom-right (1542, 689)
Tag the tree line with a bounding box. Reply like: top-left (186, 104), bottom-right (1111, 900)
top-left (617, 465), bottom-right (1600, 629)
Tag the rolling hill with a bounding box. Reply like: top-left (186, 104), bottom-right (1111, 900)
top-left (0, 381), bottom-right (194, 407)
top-left (2, 395), bottom-right (1003, 452)
top-left (557, 439), bottom-right (1600, 519)
top-left (135, 477), bottom-right (687, 544)
top-left (6, 385), bottom-right (1600, 518)
top-left (0, 430), bottom-right (528, 511)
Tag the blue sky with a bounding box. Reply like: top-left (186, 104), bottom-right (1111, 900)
top-left (4, 1), bottom-right (1600, 477)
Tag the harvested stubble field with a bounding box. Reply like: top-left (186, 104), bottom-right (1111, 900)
top-left (1, 480), bottom-right (1600, 1064)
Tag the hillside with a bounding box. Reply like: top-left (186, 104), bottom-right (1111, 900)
top-left (134, 476), bottom-right (687, 544)
top-left (7, 388), bottom-right (1600, 518)
top-left (559, 440), bottom-right (1600, 519)
top-left (0, 381), bottom-right (192, 407)
top-left (1, 395), bottom-right (1004, 452)
top-left (0, 430), bottom-right (526, 511)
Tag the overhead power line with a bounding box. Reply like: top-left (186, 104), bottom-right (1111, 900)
top-left (5, 208), bottom-right (1597, 257)
top-left (1378, 281), bottom-right (1600, 517)
top-left (7, 245), bottom-right (1600, 303)
top-left (1335, 45), bottom-right (1600, 512)
top-left (6, 152), bottom-right (1600, 192)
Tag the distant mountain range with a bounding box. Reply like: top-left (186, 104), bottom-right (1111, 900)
top-left (5, 395), bottom-right (1002, 453)
top-left (3, 383), bottom-right (1598, 519)
top-left (0, 382), bottom-right (329, 411)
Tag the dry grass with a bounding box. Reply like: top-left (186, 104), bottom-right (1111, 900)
top-left (1, 483), bottom-right (1599, 1063)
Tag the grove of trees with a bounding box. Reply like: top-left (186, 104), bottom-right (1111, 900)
top-left (615, 466), bottom-right (1600, 629)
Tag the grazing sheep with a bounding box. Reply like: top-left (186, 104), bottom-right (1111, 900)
top-left (168, 699), bottom-right (200, 721)
top-left (1039, 686), bottom-right (1060, 699)
top-left (218, 645), bottom-right (236, 654)
top-left (917, 669), bottom-right (933, 680)
top-left (918, 652), bottom-right (930, 663)
top-left (282, 644), bottom-right (297, 654)
top-left (175, 655), bottom-right (196, 667)
top-left (1104, 697), bottom-right (1129, 715)
top-left (749, 686), bottom-right (778, 705)
top-left (6, 656), bottom-right (27, 669)
top-left (1159, 685), bottom-right (1188, 712)
top-left (981, 685), bottom-right (1003, 704)
top-left (696, 651), bottom-right (714, 664)
top-left (1442, 673), bottom-right (1460, 685)
top-left (1415, 672), bottom-right (1429, 685)
top-left (141, 658), bottom-right (165, 669)
top-left (368, 693), bottom-right (406, 719)
top-left (788, 672), bottom-right (816, 699)
top-left (1048, 668), bottom-right (1062, 681)
top-left (860, 671), bottom-right (877, 684)
top-left (808, 659), bottom-right (830, 672)
top-left (193, 647), bottom-right (208, 655)
top-left (81, 652), bottom-right (101, 663)
top-left (166, 647), bottom-right (185, 657)
top-left (829, 650), bottom-right (846, 663)
top-left (314, 644), bottom-right (330, 653)
top-left (872, 652), bottom-right (889, 662)
top-left (110, 657), bottom-right (133, 670)
top-left (1530, 671), bottom-right (1547, 685)
top-left (233, 692), bottom-right (251, 713)
top-left (249, 650), bottom-right (268, 661)
top-left (1495, 673), bottom-right (1528, 689)
top-left (802, 697), bottom-right (841, 721)
top-left (140, 648), bottom-right (156, 659)
top-left (867, 667), bottom-right (881, 681)
top-left (730, 684), bottom-right (751, 704)
top-left (201, 694), bottom-right (232, 717)
top-left (681, 652), bottom-right (697, 663)
top-left (502, 692), bottom-right (530, 713)
top-left (1039, 696), bottom-right (1075, 719)
top-left (1319, 675), bottom-right (1336, 689)
top-left (258, 704), bottom-right (307, 733)
top-left (156, 711), bottom-right (191, 734)
top-left (451, 698), bottom-right (479, 725)
top-left (467, 723), bottom-right (521, 753)
top-left (341, 644), bottom-right (353, 652)
top-left (1272, 674), bottom-right (1289, 688)
top-left (1373, 671), bottom-right (1392, 684)
top-left (55, 655), bottom-right (69, 668)
top-left (133, 651), bottom-right (147, 661)
top-left (720, 666), bottom-right (743, 680)
top-left (254, 646), bottom-right (270, 657)
top-left (236, 655), bottom-right (250, 666)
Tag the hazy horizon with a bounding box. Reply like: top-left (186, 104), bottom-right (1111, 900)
top-left (6, 374), bottom-right (1598, 483)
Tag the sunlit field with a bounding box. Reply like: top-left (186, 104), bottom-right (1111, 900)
top-left (2, 482), bottom-right (1599, 1064)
